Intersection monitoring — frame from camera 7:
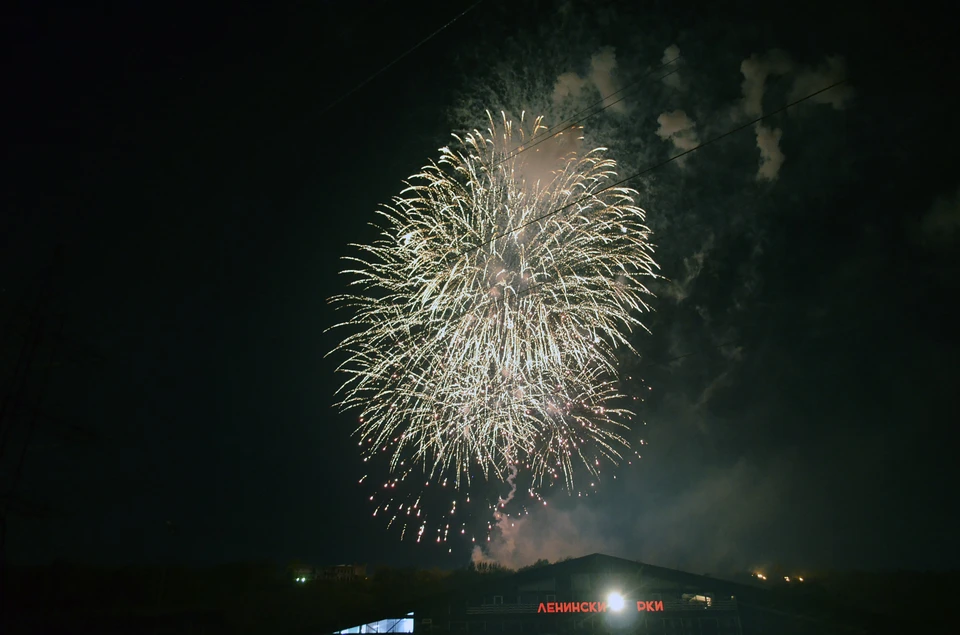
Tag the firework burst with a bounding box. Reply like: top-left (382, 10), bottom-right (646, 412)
top-left (330, 111), bottom-right (657, 503)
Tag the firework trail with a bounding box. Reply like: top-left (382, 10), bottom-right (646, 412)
top-left (498, 459), bottom-right (519, 513)
top-left (330, 111), bottom-right (658, 521)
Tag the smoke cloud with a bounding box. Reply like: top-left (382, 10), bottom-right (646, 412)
top-left (473, 459), bottom-right (789, 573)
top-left (755, 124), bottom-right (785, 181)
top-left (553, 72), bottom-right (589, 104)
top-left (787, 55), bottom-right (853, 110)
top-left (739, 50), bottom-right (794, 118)
top-left (736, 50), bottom-right (851, 180)
top-left (553, 47), bottom-right (627, 114)
top-left (661, 44), bottom-right (684, 90)
top-left (589, 48), bottom-right (625, 113)
top-left (916, 184), bottom-right (960, 249)
top-left (472, 502), bottom-right (625, 569)
top-left (664, 234), bottom-right (714, 303)
top-left (447, 5), bottom-right (882, 575)
top-left (655, 110), bottom-right (699, 164)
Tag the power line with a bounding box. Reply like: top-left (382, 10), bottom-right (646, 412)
top-left (549, 56), bottom-right (683, 136)
top-left (461, 78), bottom-right (849, 257)
top-left (639, 342), bottom-right (741, 368)
top-left (317, 0), bottom-right (484, 118)
top-left (486, 57), bottom-right (683, 171)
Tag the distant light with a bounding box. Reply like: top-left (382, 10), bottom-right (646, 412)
top-left (607, 592), bottom-right (625, 612)
top-left (798, 577), bottom-right (804, 582)
top-left (784, 576), bottom-right (790, 582)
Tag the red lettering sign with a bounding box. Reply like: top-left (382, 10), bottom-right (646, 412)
top-left (538, 599), bottom-right (665, 615)
top-left (636, 601), bottom-right (664, 612)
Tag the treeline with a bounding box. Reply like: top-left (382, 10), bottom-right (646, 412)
top-left (0, 558), bottom-right (532, 635)
top-left (4, 558), bottom-right (951, 634)
top-left (805, 569), bottom-right (960, 617)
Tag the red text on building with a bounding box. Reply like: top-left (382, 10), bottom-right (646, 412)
top-left (536, 600), bottom-right (664, 614)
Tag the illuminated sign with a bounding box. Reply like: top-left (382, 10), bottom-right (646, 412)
top-left (539, 602), bottom-right (607, 614)
top-left (537, 601), bottom-right (665, 614)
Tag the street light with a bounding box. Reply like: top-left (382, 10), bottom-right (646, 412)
top-left (607, 591), bottom-right (625, 612)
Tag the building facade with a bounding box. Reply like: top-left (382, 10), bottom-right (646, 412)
top-left (332, 554), bottom-right (902, 635)
top-left (418, 556), bottom-right (742, 635)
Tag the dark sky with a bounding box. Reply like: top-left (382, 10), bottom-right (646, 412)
top-left (2, 0), bottom-right (957, 573)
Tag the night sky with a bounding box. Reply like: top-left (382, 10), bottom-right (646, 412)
top-left (3, 0), bottom-right (957, 573)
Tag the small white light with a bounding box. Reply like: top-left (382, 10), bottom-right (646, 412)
top-left (607, 591), bottom-right (625, 612)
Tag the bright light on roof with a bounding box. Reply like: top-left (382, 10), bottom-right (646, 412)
top-left (607, 591), bottom-right (625, 612)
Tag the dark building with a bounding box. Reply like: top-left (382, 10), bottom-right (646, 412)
top-left (332, 554), bottom-right (911, 635)
top-left (319, 564), bottom-right (368, 582)
top-left (294, 563), bottom-right (368, 583)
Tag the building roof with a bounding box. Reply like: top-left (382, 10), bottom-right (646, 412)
top-left (500, 553), bottom-right (755, 590)
top-left (322, 553), bottom-right (909, 635)
top-left (323, 554), bottom-right (743, 631)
